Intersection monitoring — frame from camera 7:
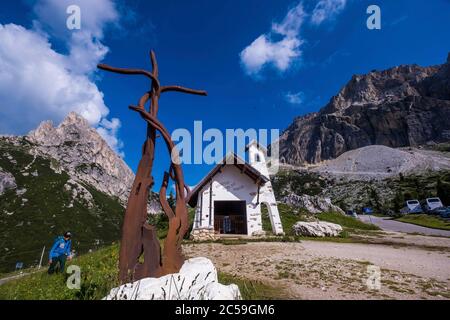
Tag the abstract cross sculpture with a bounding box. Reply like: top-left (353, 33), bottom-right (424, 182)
top-left (98, 51), bottom-right (207, 283)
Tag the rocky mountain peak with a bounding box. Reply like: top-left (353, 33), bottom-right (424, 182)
top-left (26, 112), bottom-right (133, 205)
top-left (30, 112), bottom-right (95, 146)
top-left (325, 63), bottom-right (438, 114)
top-left (24, 112), bottom-right (161, 212)
top-left (65, 111), bottom-right (90, 124)
top-left (279, 54), bottom-right (450, 165)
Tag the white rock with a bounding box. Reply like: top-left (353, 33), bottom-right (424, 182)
top-left (50, 159), bottom-right (63, 174)
top-left (281, 194), bottom-right (344, 214)
top-left (5, 153), bottom-right (17, 165)
top-left (16, 188), bottom-right (27, 196)
top-left (292, 221), bottom-right (343, 237)
top-left (64, 179), bottom-right (94, 208)
top-left (104, 257), bottom-right (241, 300)
top-left (0, 168), bottom-right (16, 195)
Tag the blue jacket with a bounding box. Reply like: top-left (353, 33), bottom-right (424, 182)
top-left (49, 236), bottom-right (72, 259)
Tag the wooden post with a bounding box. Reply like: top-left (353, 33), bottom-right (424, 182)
top-left (38, 246), bottom-right (45, 269)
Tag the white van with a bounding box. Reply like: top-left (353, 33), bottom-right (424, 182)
top-left (422, 197), bottom-right (444, 213)
top-left (400, 200), bottom-right (423, 214)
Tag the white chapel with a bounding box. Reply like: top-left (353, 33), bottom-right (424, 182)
top-left (187, 140), bottom-right (284, 240)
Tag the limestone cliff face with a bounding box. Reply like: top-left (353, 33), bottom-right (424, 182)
top-left (26, 112), bottom-right (161, 212)
top-left (27, 112), bottom-right (134, 205)
top-left (278, 54), bottom-right (450, 165)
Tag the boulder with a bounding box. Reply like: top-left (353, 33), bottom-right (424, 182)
top-left (104, 257), bottom-right (241, 300)
top-left (292, 221), bottom-right (343, 237)
top-left (281, 194), bottom-right (344, 214)
top-left (0, 167), bottom-right (16, 195)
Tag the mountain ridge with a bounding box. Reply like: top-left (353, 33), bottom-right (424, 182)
top-left (27, 112), bottom-right (133, 205)
top-left (0, 112), bottom-right (160, 272)
top-left (278, 53), bottom-right (450, 165)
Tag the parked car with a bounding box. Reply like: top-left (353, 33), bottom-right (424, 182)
top-left (421, 197), bottom-right (444, 213)
top-left (362, 207), bottom-right (373, 215)
top-left (400, 200), bottom-right (423, 214)
top-left (346, 210), bottom-right (358, 218)
top-left (445, 207), bottom-right (450, 219)
top-left (432, 206), bottom-right (450, 218)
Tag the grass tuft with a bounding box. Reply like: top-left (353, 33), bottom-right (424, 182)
top-left (218, 272), bottom-right (288, 300)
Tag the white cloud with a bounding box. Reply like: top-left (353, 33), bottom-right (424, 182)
top-left (271, 2), bottom-right (306, 37)
top-left (0, 0), bottom-right (125, 156)
top-left (240, 1), bottom-right (348, 77)
top-left (0, 23), bottom-right (108, 130)
top-left (33, 0), bottom-right (118, 75)
top-left (284, 91), bottom-right (305, 105)
top-left (311, 0), bottom-right (347, 25)
top-left (240, 2), bottom-right (306, 76)
top-left (240, 35), bottom-right (302, 75)
top-left (33, 0), bottom-right (119, 39)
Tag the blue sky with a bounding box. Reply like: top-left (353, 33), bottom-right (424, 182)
top-left (0, 0), bottom-right (449, 190)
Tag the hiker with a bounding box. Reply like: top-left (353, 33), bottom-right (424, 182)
top-left (48, 231), bottom-right (72, 274)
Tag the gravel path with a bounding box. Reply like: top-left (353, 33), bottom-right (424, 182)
top-left (358, 215), bottom-right (450, 237)
top-left (184, 240), bottom-right (450, 300)
top-left (0, 272), bottom-right (32, 286)
top-left (312, 145), bottom-right (450, 180)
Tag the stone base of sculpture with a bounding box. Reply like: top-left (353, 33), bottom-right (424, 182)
top-left (104, 257), bottom-right (241, 300)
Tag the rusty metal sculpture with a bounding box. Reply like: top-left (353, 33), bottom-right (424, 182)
top-left (97, 51), bottom-right (206, 283)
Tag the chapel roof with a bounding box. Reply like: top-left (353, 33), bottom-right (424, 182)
top-left (186, 152), bottom-right (269, 207)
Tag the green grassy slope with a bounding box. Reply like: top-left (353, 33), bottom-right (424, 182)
top-left (262, 203), bottom-right (379, 236)
top-left (0, 244), bottom-right (120, 300)
top-left (272, 168), bottom-right (450, 214)
top-left (0, 138), bottom-right (124, 273)
top-left (396, 214), bottom-right (450, 230)
top-left (272, 170), bottom-right (326, 197)
top-left (260, 203), bottom-right (308, 235)
top-left (0, 243), bottom-right (285, 300)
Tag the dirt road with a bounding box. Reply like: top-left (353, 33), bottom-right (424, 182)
top-left (184, 239), bottom-right (450, 300)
